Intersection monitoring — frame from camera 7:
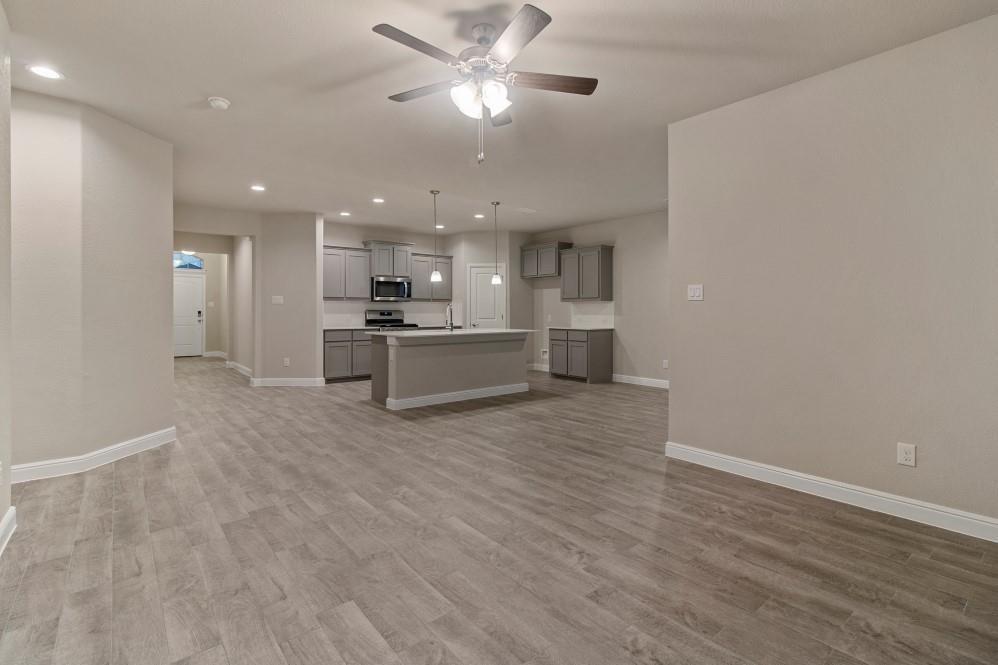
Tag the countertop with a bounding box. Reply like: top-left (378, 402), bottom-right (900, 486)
top-left (369, 328), bottom-right (533, 338)
top-left (547, 326), bottom-right (614, 331)
top-left (324, 325), bottom-right (463, 331)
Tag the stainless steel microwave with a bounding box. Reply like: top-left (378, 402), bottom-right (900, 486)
top-left (371, 276), bottom-right (412, 301)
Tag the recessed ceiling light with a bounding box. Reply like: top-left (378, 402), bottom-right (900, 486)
top-left (339, 211), bottom-right (351, 217)
top-left (207, 96), bottom-right (231, 111)
top-left (372, 197), bottom-right (385, 204)
top-left (474, 213), bottom-right (485, 219)
top-left (435, 224), bottom-right (445, 229)
top-left (250, 184), bottom-right (266, 192)
top-left (28, 64), bottom-right (63, 80)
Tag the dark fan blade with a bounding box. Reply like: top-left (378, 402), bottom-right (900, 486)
top-left (389, 81), bottom-right (455, 102)
top-left (488, 4), bottom-right (551, 64)
top-left (510, 71), bottom-right (598, 95)
top-left (490, 109), bottom-right (512, 127)
top-left (373, 23), bottom-right (459, 66)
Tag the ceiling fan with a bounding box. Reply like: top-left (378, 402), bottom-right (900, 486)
top-left (373, 4), bottom-right (598, 162)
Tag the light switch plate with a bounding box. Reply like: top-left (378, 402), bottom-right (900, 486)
top-left (687, 284), bottom-right (704, 301)
top-left (662, 359), bottom-right (669, 369)
top-left (271, 295), bottom-right (284, 305)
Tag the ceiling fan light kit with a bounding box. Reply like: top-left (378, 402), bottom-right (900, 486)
top-left (373, 4), bottom-right (597, 163)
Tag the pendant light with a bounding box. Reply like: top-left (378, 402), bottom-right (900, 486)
top-left (429, 190), bottom-right (443, 283)
top-left (491, 201), bottom-right (502, 286)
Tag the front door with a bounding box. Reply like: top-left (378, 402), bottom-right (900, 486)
top-left (174, 270), bottom-right (205, 356)
top-left (468, 264), bottom-right (506, 329)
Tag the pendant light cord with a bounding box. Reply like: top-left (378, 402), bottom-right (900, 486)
top-left (492, 201), bottom-right (500, 274)
top-left (431, 189), bottom-right (440, 256)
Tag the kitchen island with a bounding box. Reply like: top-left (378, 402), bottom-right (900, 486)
top-left (369, 329), bottom-right (532, 410)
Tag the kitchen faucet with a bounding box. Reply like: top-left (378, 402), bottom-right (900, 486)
top-left (445, 303), bottom-right (454, 330)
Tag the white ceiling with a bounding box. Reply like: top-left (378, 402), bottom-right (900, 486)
top-left (7, 1), bottom-right (997, 233)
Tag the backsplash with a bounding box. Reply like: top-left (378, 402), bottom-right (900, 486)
top-left (570, 301), bottom-right (614, 329)
top-left (323, 300), bottom-right (451, 328)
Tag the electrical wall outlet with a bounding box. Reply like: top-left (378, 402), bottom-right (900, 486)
top-left (687, 284), bottom-right (704, 301)
top-left (283, 357), bottom-right (290, 367)
top-left (897, 442), bottom-right (916, 467)
top-left (541, 348), bottom-right (548, 358)
top-left (662, 359), bottom-right (669, 369)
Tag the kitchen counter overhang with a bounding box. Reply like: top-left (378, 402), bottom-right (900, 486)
top-left (369, 329), bottom-right (533, 409)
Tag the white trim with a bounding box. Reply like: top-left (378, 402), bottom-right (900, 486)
top-left (386, 382), bottom-right (529, 410)
top-left (0, 507), bottom-right (15, 561)
top-left (204, 351), bottom-right (228, 359)
top-left (528, 363), bottom-right (549, 372)
top-left (665, 441), bottom-right (998, 543)
top-left (249, 377), bottom-right (325, 387)
top-left (613, 374), bottom-right (670, 390)
top-left (12, 427), bottom-right (177, 484)
top-left (225, 360), bottom-right (252, 377)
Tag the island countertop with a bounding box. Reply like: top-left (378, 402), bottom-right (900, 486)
top-left (368, 328), bottom-right (532, 338)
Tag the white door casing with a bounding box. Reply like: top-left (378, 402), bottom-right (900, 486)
top-left (467, 263), bottom-right (507, 329)
top-left (174, 270), bottom-right (205, 357)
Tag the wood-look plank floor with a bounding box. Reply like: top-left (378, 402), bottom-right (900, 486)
top-left (2, 357), bottom-right (997, 665)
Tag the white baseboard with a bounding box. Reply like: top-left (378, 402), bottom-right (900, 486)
top-left (386, 383), bottom-right (529, 410)
top-left (528, 363), bottom-right (549, 372)
top-left (225, 361), bottom-right (252, 377)
top-left (665, 441), bottom-right (998, 543)
top-left (0, 507), bottom-right (15, 561)
top-left (250, 377), bottom-right (325, 387)
top-left (204, 351), bottom-right (228, 359)
top-left (12, 427), bottom-right (177, 484)
top-left (613, 374), bottom-right (670, 390)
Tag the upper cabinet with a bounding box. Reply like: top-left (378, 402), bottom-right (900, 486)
top-left (365, 241), bottom-right (412, 277)
top-left (560, 245), bottom-right (613, 301)
top-left (411, 254), bottom-right (452, 302)
top-left (323, 248), bottom-right (371, 300)
top-left (521, 241), bottom-right (572, 278)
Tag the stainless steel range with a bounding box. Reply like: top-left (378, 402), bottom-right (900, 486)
top-left (364, 309), bottom-right (418, 330)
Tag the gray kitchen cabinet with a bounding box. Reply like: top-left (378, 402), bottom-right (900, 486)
top-left (410, 254), bottom-right (452, 301)
top-left (547, 328), bottom-right (613, 383)
top-left (366, 241), bottom-right (413, 277)
top-left (344, 250), bottom-right (371, 299)
top-left (431, 257), bottom-right (451, 301)
top-left (351, 341), bottom-right (371, 376)
top-left (521, 241), bottom-right (571, 278)
top-left (411, 254), bottom-right (432, 300)
top-left (393, 246), bottom-right (411, 277)
top-left (560, 245), bottom-right (613, 301)
top-left (549, 339), bottom-right (568, 375)
top-left (324, 341), bottom-right (352, 379)
top-left (567, 341), bottom-right (589, 378)
top-left (561, 250), bottom-right (579, 299)
top-left (322, 249), bottom-right (345, 299)
top-left (371, 245), bottom-right (394, 276)
top-left (521, 247), bottom-right (538, 277)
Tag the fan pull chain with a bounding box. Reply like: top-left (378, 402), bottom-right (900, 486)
top-left (477, 112), bottom-right (485, 164)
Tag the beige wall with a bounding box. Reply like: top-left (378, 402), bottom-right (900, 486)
top-left (230, 236), bottom-right (254, 371)
top-left (529, 211), bottom-right (669, 381)
top-left (174, 231), bottom-right (233, 256)
top-left (259, 213), bottom-right (323, 379)
top-left (12, 90), bottom-right (173, 465)
top-left (202, 253), bottom-right (229, 355)
top-left (667, 16), bottom-right (998, 517)
top-left (0, 2), bottom-right (11, 514)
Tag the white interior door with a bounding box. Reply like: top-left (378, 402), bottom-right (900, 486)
top-left (174, 270), bottom-right (205, 357)
top-left (467, 263), bottom-right (507, 329)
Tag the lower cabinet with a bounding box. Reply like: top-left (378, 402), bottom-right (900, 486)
top-left (547, 328), bottom-right (613, 383)
top-left (324, 330), bottom-right (373, 379)
top-left (323, 341), bottom-right (352, 379)
top-left (351, 341), bottom-right (371, 377)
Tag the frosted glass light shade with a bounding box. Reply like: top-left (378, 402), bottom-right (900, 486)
top-left (481, 80), bottom-right (511, 114)
top-left (430, 270), bottom-right (443, 283)
top-left (450, 80), bottom-right (482, 119)
top-left (491, 273), bottom-right (503, 286)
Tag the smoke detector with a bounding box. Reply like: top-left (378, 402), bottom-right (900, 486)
top-left (207, 96), bottom-right (231, 111)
